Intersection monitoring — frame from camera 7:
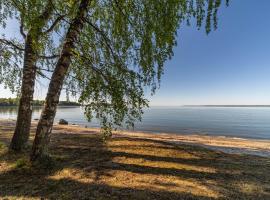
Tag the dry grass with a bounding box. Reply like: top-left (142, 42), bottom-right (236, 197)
top-left (0, 121), bottom-right (270, 199)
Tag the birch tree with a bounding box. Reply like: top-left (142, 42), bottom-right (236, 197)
top-left (0, 0), bottom-right (75, 151)
top-left (30, 0), bottom-right (229, 161)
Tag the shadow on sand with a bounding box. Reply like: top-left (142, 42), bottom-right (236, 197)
top-left (0, 124), bottom-right (270, 199)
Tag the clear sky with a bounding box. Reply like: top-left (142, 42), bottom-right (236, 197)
top-left (1, 0), bottom-right (270, 105)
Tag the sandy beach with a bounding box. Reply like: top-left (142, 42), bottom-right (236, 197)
top-left (114, 130), bottom-right (270, 158)
top-left (1, 119), bottom-right (269, 158)
top-left (1, 119), bottom-right (270, 199)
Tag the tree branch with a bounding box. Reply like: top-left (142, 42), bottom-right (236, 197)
top-left (37, 70), bottom-right (51, 80)
top-left (19, 13), bottom-right (26, 38)
top-left (0, 38), bottom-right (24, 51)
top-left (20, 25), bottom-right (26, 39)
top-left (38, 54), bottom-right (60, 59)
top-left (111, 0), bottom-right (134, 28)
top-left (78, 50), bottom-right (111, 84)
top-left (43, 15), bottom-right (66, 34)
top-left (84, 19), bottom-right (115, 58)
top-left (84, 19), bottom-right (132, 77)
top-left (37, 67), bottom-right (54, 73)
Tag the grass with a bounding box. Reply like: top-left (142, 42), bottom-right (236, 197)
top-left (0, 122), bottom-right (270, 199)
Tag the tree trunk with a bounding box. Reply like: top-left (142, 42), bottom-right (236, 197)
top-left (31, 0), bottom-right (90, 161)
top-left (9, 3), bottom-right (54, 151)
top-left (9, 34), bottom-right (37, 151)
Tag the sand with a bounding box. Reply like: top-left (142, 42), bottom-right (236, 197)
top-left (1, 119), bottom-right (270, 157)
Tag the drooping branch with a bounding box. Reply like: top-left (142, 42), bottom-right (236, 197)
top-left (84, 18), bottom-right (134, 75)
top-left (84, 19), bottom-right (116, 60)
top-left (112, 0), bottom-right (134, 27)
top-left (80, 54), bottom-right (111, 84)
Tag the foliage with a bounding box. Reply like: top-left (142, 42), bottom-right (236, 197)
top-left (66, 0), bottom-right (229, 133)
top-left (0, 98), bottom-right (19, 106)
top-left (0, 0), bottom-right (229, 134)
top-left (0, 0), bottom-right (79, 93)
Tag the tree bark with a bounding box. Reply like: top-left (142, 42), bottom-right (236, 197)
top-left (31, 0), bottom-right (90, 161)
top-left (9, 2), bottom-right (54, 151)
top-left (9, 34), bottom-right (38, 151)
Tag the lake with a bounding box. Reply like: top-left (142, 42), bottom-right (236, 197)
top-left (1, 106), bottom-right (270, 139)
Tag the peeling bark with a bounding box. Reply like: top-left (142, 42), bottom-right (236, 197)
top-left (31, 0), bottom-right (90, 161)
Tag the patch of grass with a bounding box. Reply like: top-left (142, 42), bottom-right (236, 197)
top-left (0, 142), bottom-right (4, 150)
top-left (14, 158), bottom-right (29, 169)
top-left (32, 154), bottom-right (56, 170)
top-left (0, 121), bottom-right (269, 199)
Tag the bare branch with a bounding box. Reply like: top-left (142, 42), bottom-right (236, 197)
top-left (20, 16), bottom-right (26, 38)
top-left (37, 70), bottom-right (51, 80)
top-left (0, 38), bottom-right (24, 51)
top-left (38, 54), bottom-right (60, 59)
top-left (43, 15), bottom-right (66, 34)
top-left (37, 67), bottom-right (54, 73)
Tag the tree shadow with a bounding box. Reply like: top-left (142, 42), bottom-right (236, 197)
top-left (0, 125), bottom-right (269, 199)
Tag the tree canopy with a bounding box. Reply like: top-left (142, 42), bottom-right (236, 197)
top-left (66, 0), bottom-right (229, 134)
top-left (0, 0), bottom-right (229, 135)
top-left (0, 0), bottom-right (77, 92)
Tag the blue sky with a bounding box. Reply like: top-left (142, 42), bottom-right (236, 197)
top-left (1, 0), bottom-right (270, 105)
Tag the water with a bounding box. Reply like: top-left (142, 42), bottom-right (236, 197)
top-left (1, 106), bottom-right (270, 139)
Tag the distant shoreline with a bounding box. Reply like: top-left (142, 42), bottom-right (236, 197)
top-left (0, 105), bottom-right (80, 107)
top-left (0, 98), bottom-right (80, 107)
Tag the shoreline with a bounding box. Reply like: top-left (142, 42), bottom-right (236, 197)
top-left (114, 130), bottom-right (270, 158)
top-left (1, 119), bottom-right (270, 158)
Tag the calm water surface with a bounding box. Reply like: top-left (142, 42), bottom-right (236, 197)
top-left (1, 106), bottom-right (270, 139)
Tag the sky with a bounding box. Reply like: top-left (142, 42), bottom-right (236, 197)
top-left (1, 0), bottom-right (270, 106)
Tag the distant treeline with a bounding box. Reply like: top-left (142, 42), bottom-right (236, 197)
top-left (0, 98), bottom-right (80, 106)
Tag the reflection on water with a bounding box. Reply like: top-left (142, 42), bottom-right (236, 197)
top-left (1, 106), bottom-right (270, 139)
top-left (0, 106), bottom-right (100, 127)
top-left (0, 107), bottom-right (42, 119)
top-left (0, 106), bottom-right (18, 115)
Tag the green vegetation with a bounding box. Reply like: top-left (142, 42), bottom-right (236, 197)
top-left (0, 98), bottom-right (19, 106)
top-left (1, 0), bottom-right (229, 156)
top-left (13, 158), bottom-right (30, 169)
top-left (0, 98), bottom-right (80, 107)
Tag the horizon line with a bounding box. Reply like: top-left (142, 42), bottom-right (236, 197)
top-left (149, 105), bottom-right (270, 107)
